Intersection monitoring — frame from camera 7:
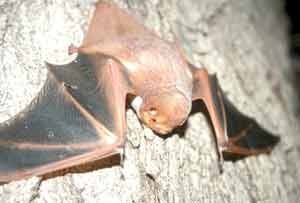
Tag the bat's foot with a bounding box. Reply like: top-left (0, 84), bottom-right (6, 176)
top-left (68, 44), bottom-right (79, 55)
top-left (217, 153), bottom-right (224, 173)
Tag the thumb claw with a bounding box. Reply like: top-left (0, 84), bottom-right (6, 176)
top-left (68, 44), bottom-right (78, 55)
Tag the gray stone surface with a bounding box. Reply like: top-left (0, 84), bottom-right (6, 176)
top-left (1, 0), bottom-right (300, 202)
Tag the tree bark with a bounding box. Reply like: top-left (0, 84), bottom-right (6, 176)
top-left (1, 0), bottom-right (300, 202)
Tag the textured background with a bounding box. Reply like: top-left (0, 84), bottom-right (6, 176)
top-left (1, 0), bottom-right (300, 202)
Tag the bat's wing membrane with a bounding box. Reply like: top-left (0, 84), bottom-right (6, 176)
top-left (0, 54), bottom-right (130, 182)
top-left (68, 2), bottom-right (155, 59)
top-left (219, 94), bottom-right (280, 161)
top-left (189, 65), bottom-right (279, 161)
top-left (83, 2), bottom-right (149, 46)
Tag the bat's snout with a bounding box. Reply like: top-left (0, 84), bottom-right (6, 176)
top-left (139, 91), bottom-right (191, 135)
top-left (140, 108), bottom-right (172, 134)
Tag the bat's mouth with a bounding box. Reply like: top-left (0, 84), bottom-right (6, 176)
top-left (143, 115), bottom-right (174, 135)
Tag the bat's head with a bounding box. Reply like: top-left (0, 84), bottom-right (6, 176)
top-left (139, 90), bottom-right (191, 135)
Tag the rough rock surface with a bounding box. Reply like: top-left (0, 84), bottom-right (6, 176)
top-left (0, 0), bottom-right (300, 202)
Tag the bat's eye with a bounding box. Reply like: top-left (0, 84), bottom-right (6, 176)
top-left (149, 107), bottom-right (157, 116)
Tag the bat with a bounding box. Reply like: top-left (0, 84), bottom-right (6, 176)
top-left (0, 2), bottom-right (279, 182)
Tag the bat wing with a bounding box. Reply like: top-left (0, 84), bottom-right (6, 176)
top-left (0, 54), bottom-right (131, 182)
top-left (68, 2), bottom-right (156, 62)
top-left (220, 94), bottom-right (280, 161)
top-left (82, 2), bottom-right (149, 46)
top-left (189, 65), bottom-right (279, 161)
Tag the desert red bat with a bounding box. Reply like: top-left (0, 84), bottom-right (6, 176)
top-left (0, 2), bottom-right (279, 182)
